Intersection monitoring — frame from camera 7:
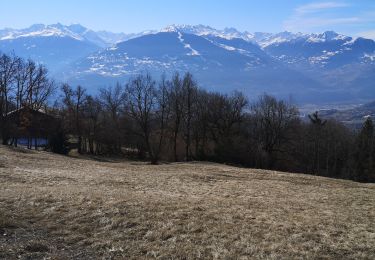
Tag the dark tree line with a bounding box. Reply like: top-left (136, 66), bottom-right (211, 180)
top-left (1, 53), bottom-right (374, 182)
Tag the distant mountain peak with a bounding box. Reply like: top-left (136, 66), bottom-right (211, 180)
top-left (67, 24), bottom-right (89, 34)
top-left (160, 24), bottom-right (256, 42)
top-left (161, 24), bottom-right (217, 34)
top-left (307, 31), bottom-right (349, 43)
top-left (0, 23), bottom-right (86, 41)
top-left (322, 30), bottom-right (338, 38)
top-left (160, 24), bottom-right (179, 33)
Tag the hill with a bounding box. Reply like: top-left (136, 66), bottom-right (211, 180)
top-left (0, 145), bottom-right (374, 259)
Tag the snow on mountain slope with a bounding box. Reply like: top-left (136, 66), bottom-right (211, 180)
top-left (1, 24), bottom-right (83, 41)
top-left (0, 23), bottom-right (111, 47)
top-left (95, 30), bottom-right (158, 45)
top-left (0, 24), bottom-right (105, 71)
top-left (155, 25), bottom-right (374, 70)
top-left (0, 23), bottom-right (141, 47)
top-left (263, 31), bottom-right (375, 69)
top-left (0, 35), bottom-right (101, 72)
top-left (177, 32), bottom-right (200, 56)
top-left (61, 31), bottom-right (328, 103)
top-left (160, 24), bottom-right (255, 41)
top-left (70, 31), bottom-right (273, 78)
top-left (1, 23), bottom-right (375, 103)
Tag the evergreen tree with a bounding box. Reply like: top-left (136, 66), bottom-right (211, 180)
top-left (308, 111), bottom-right (326, 175)
top-left (354, 117), bottom-right (375, 181)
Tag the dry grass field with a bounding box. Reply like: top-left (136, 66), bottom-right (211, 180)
top-left (0, 145), bottom-right (374, 259)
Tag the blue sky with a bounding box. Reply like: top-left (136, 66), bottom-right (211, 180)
top-left (1, 0), bottom-right (374, 38)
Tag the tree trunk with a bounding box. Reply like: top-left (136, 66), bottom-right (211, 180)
top-left (173, 130), bottom-right (178, 162)
top-left (78, 136), bottom-right (82, 154)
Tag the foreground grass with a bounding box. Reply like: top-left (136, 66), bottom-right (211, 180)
top-left (0, 145), bottom-right (374, 259)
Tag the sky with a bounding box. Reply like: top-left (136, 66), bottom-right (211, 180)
top-left (0, 0), bottom-right (374, 38)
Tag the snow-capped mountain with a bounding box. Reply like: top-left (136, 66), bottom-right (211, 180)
top-left (0, 23), bottom-right (128, 47)
top-left (260, 30), bottom-right (375, 97)
top-left (94, 30), bottom-right (157, 45)
top-left (0, 24), bottom-right (105, 71)
top-left (1, 23), bottom-right (375, 103)
top-left (0, 23), bottom-right (138, 71)
top-left (160, 24), bottom-right (255, 41)
top-left (263, 31), bottom-right (373, 68)
top-left (155, 25), bottom-right (375, 69)
top-left (2, 23), bottom-right (89, 41)
top-left (72, 31), bottom-right (271, 76)
top-left (63, 30), bottom-right (324, 101)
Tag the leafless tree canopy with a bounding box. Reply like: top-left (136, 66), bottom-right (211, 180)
top-left (0, 53), bottom-right (55, 145)
top-left (1, 53), bottom-right (374, 182)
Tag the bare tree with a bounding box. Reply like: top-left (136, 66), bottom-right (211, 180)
top-left (61, 84), bottom-right (87, 154)
top-left (99, 83), bottom-right (125, 153)
top-left (192, 89), bottom-right (210, 159)
top-left (15, 57), bottom-right (28, 109)
top-left (204, 91), bottom-right (248, 161)
top-left (152, 74), bottom-right (172, 163)
top-left (0, 53), bottom-right (20, 144)
top-left (181, 72), bottom-right (197, 161)
top-left (0, 53), bottom-right (18, 142)
top-left (207, 91), bottom-right (247, 143)
top-left (251, 94), bottom-right (299, 168)
top-left (85, 95), bottom-right (102, 154)
top-left (125, 73), bottom-right (158, 163)
top-left (169, 72), bottom-right (183, 161)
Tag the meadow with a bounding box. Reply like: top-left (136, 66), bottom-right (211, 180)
top-left (0, 145), bottom-right (374, 259)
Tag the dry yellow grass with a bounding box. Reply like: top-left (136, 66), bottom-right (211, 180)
top-left (0, 145), bottom-right (374, 259)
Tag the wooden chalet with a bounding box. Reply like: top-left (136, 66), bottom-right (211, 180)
top-left (5, 106), bottom-right (58, 149)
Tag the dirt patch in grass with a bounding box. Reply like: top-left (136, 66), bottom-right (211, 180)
top-left (0, 145), bottom-right (374, 259)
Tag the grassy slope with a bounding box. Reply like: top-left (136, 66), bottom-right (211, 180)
top-left (0, 145), bottom-right (374, 259)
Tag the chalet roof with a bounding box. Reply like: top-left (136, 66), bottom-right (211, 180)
top-left (6, 106), bottom-right (56, 119)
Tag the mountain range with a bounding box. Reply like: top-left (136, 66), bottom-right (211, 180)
top-left (1, 23), bottom-right (374, 104)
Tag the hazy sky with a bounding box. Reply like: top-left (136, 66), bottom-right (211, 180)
top-left (1, 0), bottom-right (374, 38)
